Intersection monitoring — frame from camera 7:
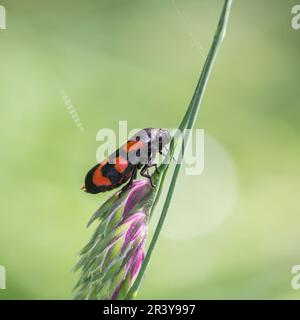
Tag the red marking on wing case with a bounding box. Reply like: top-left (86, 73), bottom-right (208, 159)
top-left (92, 161), bottom-right (111, 186)
top-left (114, 156), bottom-right (129, 173)
top-left (123, 140), bottom-right (145, 152)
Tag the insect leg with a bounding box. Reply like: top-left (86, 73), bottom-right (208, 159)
top-left (140, 165), bottom-right (155, 188)
top-left (145, 163), bottom-right (160, 174)
top-left (120, 166), bottom-right (138, 194)
top-left (145, 152), bottom-right (160, 174)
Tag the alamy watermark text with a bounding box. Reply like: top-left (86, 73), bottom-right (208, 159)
top-left (0, 265), bottom-right (6, 289)
top-left (0, 5), bottom-right (6, 29)
top-left (292, 5), bottom-right (300, 30)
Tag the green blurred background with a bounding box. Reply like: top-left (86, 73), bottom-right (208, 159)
top-left (0, 0), bottom-right (300, 299)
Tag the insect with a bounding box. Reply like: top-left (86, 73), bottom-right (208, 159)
top-left (82, 128), bottom-right (171, 194)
